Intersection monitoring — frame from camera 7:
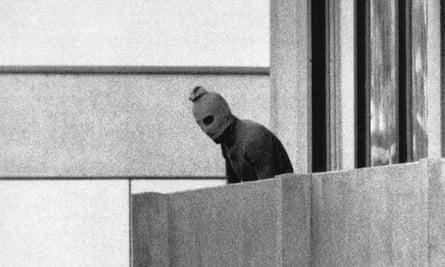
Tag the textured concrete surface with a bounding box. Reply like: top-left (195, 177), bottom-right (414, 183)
top-left (0, 73), bottom-right (269, 176)
top-left (426, 159), bottom-right (445, 266)
top-left (0, 180), bottom-right (129, 267)
top-left (278, 173), bottom-right (311, 266)
top-left (132, 175), bottom-right (311, 266)
top-left (310, 159), bottom-right (445, 266)
top-left (270, 0), bottom-right (310, 173)
top-left (312, 162), bottom-right (429, 266)
top-left (1, 1), bottom-right (269, 66)
top-left (132, 159), bottom-right (445, 266)
top-left (167, 179), bottom-right (282, 267)
top-left (132, 193), bottom-right (169, 267)
top-left (426, 0), bottom-right (442, 158)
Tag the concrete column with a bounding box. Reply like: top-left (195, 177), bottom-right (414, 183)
top-left (426, 0), bottom-right (442, 158)
top-left (270, 0), bottom-right (311, 173)
top-left (338, 0), bottom-right (356, 170)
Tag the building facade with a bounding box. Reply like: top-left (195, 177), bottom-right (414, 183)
top-left (271, 0), bottom-right (442, 174)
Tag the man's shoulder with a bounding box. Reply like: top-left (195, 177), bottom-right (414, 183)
top-left (238, 119), bottom-right (270, 135)
top-left (236, 119), bottom-right (275, 148)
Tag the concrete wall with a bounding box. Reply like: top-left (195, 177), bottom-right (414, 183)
top-left (1, 1), bottom-right (269, 66)
top-left (0, 180), bottom-right (129, 266)
top-left (132, 174), bottom-right (312, 267)
top-left (0, 72), bottom-right (269, 176)
top-left (312, 162), bottom-right (428, 266)
top-left (426, 159), bottom-right (445, 265)
top-left (132, 158), bottom-right (445, 266)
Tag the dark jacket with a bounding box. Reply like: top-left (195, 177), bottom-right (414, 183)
top-left (221, 117), bottom-right (293, 183)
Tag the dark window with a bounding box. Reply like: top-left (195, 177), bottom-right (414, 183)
top-left (356, 0), bottom-right (369, 168)
top-left (442, 0), bottom-right (445, 157)
top-left (311, 0), bottom-right (328, 172)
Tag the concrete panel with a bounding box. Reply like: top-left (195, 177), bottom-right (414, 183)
top-left (0, 180), bottom-right (129, 267)
top-left (132, 174), bottom-right (313, 266)
top-left (279, 174), bottom-right (312, 266)
top-left (0, 73), bottom-right (269, 176)
top-left (131, 161), bottom-right (445, 266)
top-left (132, 193), bottom-right (169, 267)
top-left (1, 1), bottom-right (269, 66)
top-left (426, 0), bottom-right (442, 158)
top-left (426, 158), bottom-right (445, 266)
top-left (167, 179), bottom-right (282, 267)
top-left (312, 162), bottom-right (429, 266)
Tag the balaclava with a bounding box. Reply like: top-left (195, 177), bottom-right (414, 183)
top-left (189, 86), bottom-right (233, 143)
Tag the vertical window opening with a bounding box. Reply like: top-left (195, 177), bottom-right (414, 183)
top-left (442, 0), bottom-right (445, 157)
top-left (398, 0), bottom-right (408, 163)
top-left (356, 0), bottom-right (368, 168)
top-left (311, 0), bottom-right (328, 172)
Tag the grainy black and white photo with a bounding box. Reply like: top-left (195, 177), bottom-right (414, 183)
top-left (1, 0), bottom-right (445, 266)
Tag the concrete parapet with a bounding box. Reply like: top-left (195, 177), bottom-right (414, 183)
top-left (426, 159), bottom-right (445, 266)
top-left (132, 175), bottom-right (312, 266)
top-left (132, 193), bottom-right (169, 266)
top-left (312, 162), bottom-right (428, 266)
top-left (167, 179), bottom-right (283, 266)
top-left (132, 158), bottom-right (445, 266)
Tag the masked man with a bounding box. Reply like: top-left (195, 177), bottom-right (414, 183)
top-left (189, 86), bottom-right (293, 183)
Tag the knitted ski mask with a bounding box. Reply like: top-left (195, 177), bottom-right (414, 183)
top-left (189, 86), bottom-right (233, 143)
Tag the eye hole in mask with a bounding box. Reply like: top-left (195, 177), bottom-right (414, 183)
top-left (203, 116), bottom-right (214, 126)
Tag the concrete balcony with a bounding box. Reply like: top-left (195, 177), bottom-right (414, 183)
top-left (132, 158), bottom-right (445, 266)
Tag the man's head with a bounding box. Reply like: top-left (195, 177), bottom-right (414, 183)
top-left (189, 86), bottom-right (233, 144)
